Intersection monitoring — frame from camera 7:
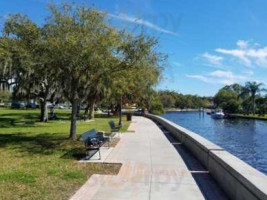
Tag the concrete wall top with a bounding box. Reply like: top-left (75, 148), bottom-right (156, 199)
top-left (146, 114), bottom-right (223, 151)
top-left (210, 150), bottom-right (267, 199)
top-left (145, 113), bottom-right (267, 200)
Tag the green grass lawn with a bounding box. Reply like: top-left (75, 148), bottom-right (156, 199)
top-left (0, 108), bottom-right (130, 200)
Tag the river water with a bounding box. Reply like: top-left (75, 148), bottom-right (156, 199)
top-left (162, 111), bottom-right (267, 175)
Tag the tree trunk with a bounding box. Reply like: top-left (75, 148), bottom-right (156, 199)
top-left (119, 96), bottom-right (122, 126)
top-left (40, 99), bottom-right (48, 122)
top-left (89, 99), bottom-right (95, 120)
top-left (252, 97), bottom-right (256, 115)
top-left (76, 103), bottom-right (81, 119)
top-left (70, 100), bottom-right (78, 140)
top-left (84, 105), bottom-right (89, 115)
top-left (40, 83), bottom-right (50, 122)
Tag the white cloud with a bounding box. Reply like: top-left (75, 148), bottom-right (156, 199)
top-left (173, 62), bottom-right (182, 67)
top-left (186, 70), bottom-right (251, 85)
top-left (216, 48), bottom-right (251, 66)
top-left (201, 52), bottom-right (224, 66)
top-left (216, 40), bottom-right (267, 67)
top-left (209, 70), bottom-right (244, 79)
top-left (247, 47), bottom-right (267, 66)
top-left (194, 40), bottom-right (266, 86)
top-left (237, 40), bottom-right (249, 49)
top-left (185, 75), bottom-right (212, 83)
top-left (209, 70), bottom-right (247, 84)
top-left (242, 70), bottom-right (254, 76)
top-left (108, 13), bottom-right (178, 36)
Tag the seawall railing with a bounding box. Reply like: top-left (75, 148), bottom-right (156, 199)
top-left (145, 113), bottom-right (267, 200)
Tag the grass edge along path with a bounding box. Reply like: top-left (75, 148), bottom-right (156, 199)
top-left (0, 108), bottom-right (129, 200)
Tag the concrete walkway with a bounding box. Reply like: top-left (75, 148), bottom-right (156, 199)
top-left (70, 116), bottom-right (228, 200)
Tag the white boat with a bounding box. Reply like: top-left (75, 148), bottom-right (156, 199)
top-left (211, 109), bottom-right (225, 119)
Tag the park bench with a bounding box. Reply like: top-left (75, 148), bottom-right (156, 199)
top-left (108, 120), bottom-right (123, 139)
top-left (109, 120), bottom-right (122, 133)
top-left (80, 129), bottom-right (109, 160)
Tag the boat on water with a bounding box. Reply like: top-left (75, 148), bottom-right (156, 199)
top-left (211, 109), bottom-right (225, 119)
top-left (207, 111), bottom-right (214, 115)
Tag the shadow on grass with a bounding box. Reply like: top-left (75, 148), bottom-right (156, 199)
top-left (0, 112), bottom-right (71, 128)
top-left (0, 110), bottom-right (116, 160)
top-left (94, 113), bottom-right (114, 118)
top-left (0, 115), bottom-right (37, 128)
top-left (0, 132), bottom-right (84, 159)
top-left (61, 148), bottom-right (86, 160)
top-left (0, 112), bottom-right (40, 119)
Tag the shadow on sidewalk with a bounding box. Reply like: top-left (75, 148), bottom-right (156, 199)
top-left (155, 123), bottom-right (229, 200)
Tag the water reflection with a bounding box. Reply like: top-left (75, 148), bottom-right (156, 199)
top-left (162, 111), bottom-right (267, 175)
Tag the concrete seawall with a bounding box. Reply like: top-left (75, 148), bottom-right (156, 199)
top-left (145, 113), bottom-right (267, 200)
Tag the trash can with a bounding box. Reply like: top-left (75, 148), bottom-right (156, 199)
top-left (127, 113), bottom-right (132, 121)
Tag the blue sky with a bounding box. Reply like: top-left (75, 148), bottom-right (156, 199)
top-left (1, 0), bottom-right (267, 96)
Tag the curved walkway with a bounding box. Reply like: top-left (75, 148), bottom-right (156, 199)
top-left (70, 116), bottom-right (228, 200)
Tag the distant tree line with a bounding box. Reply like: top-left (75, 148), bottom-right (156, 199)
top-left (150, 90), bottom-right (212, 114)
top-left (214, 82), bottom-right (267, 115)
top-left (152, 81), bottom-right (266, 116)
top-left (0, 3), bottom-right (165, 139)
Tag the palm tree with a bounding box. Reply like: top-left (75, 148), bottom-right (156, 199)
top-left (243, 81), bottom-right (264, 114)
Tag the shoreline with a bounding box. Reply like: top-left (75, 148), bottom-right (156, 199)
top-left (164, 110), bottom-right (267, 121)
top-left (165, 108), bottom-right (206, 112)
top-left (228, 114), bottom-right (267, 121)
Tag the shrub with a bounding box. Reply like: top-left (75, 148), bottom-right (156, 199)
top-left (0, 90), bottom-right (11, 103)
top-left (150, 97), bottom-right (164, 115)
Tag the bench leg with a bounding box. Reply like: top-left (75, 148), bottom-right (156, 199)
top-left (85, 150), bottom-right (89, 160)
